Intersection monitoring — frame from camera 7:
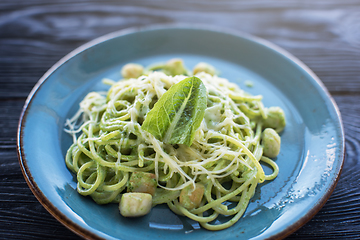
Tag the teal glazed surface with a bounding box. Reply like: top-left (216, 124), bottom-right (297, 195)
top-left (17, 25), bottom-right (344, 240)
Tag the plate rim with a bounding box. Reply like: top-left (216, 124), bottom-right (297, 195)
top-left (17, 23), bottom-right (345, 240)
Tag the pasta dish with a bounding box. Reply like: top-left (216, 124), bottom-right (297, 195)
top-left (65, 59), bottom-right (285, 230)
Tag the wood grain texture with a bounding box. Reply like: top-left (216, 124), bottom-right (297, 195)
top-left (1, 0), bottom-right (360, 239)
top-left (2, 0), bottom-right (360, 97)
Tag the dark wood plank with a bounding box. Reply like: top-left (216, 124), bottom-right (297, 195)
top-left (1, 0), bottom-right (360, 97)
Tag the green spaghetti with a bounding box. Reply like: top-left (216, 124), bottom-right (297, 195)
top-left (65, 59), bottom-right (285, 231)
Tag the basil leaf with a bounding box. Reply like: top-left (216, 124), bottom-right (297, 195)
top-left (142, 76), bottom-right (206, 146)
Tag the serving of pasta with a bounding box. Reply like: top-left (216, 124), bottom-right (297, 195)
top-left (64, 59), bottom-right (285, 231)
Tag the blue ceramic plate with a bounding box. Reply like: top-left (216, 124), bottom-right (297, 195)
top-left (18, 25), bottom-right (344, 239)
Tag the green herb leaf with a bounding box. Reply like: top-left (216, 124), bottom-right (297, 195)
top-left (142, 76), bottom-right (206, 146)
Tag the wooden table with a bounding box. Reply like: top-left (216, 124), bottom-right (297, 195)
top-left (1, 0), bottom-right (359, 239)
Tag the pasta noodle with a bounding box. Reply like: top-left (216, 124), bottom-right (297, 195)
top-left (65, 60), bottom-right (285, 230)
